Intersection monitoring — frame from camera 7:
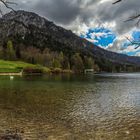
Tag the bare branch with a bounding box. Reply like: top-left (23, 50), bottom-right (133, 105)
top-left (124, 14), bottom-right (140, 26)
top-left (125, 36), bottom-right (133, 43)
top-left (112, 0), bottom-right (122, 4)
top-left (125, 36), bottom-right (140, 49)
top-left (0, 0), bottom-right (16, 13)
top-left (135, 45), bottom-right (140, 49)
top-left (125, 14), bottom-right (140, 22)
top-left (113, 0), bottom-right (140, 26)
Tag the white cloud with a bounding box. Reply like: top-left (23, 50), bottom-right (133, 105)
top-left (122, 45), bottom-right (139, 53)
top-left (99, 0), bottom-right (112, 4)
top-left (86, 38), bottom-right (99, 43)
top-left (135, 52), bottom-right (140, 56)
top-left (90, 32), bottom-right (107, 39)
top-left (106, 42), bottom-right (114, 49)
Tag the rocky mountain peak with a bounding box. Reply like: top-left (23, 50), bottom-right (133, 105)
top-left (1, 10), bottom-right (49, 28)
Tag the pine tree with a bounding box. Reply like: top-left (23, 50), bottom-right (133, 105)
top-left (71, 53), bottom-right (84, 73)
top-left (85, 57), bottom-right (94, 69)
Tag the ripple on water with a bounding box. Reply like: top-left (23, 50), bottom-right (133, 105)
top-left (0, 74), bottom-right (139, 140)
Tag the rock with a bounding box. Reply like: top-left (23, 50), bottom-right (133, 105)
top-left (0, 133), bottom-right (22, 140)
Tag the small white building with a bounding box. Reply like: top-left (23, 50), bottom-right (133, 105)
top-left (84, 69), bottom-right (94, 74)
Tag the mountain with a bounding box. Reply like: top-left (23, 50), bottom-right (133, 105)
top-left (0, 10), bottom-right (140, 72)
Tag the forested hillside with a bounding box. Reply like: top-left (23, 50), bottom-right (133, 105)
top-left (0, 10), bottom-right (140, 73)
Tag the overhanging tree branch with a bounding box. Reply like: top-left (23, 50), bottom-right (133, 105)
top-left (112, 0), bottom-right (122, 4)
top-left (113, 0), bottom-right (140, 49)
top-left (125, 14), bottom-right (140, 26)
top-left (113, 0), bottom-right (140, 26)
top-left (125, 36), bottom-right (140, 49)
top-left (0, 0), bottom-right (17, 15)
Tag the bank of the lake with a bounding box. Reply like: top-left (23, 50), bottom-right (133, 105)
top-left (0, 60), bottom-right (74, 75)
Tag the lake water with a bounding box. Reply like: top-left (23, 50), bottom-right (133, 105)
top-left (0, 73), bottom-right (139, 140)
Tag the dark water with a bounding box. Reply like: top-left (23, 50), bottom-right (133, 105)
top-left (0, 73), bottom-right (139, 140)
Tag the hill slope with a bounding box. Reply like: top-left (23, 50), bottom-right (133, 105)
top-left (0, 10), bottom-right (140, 72)
top-left (0, 60), bottom-right (37, 73)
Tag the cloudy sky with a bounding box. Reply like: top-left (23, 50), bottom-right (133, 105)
top-left (1, 0), bottom-right (140, 56)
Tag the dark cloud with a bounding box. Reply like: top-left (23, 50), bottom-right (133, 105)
top-left (33, 0), bottom-right (80, 24)
top-left (95, 0), bottom-right (140, 34)
top-left (13, 0), bottom-right (99, 24)
top-left (1, 0), bottom-right (139, 34)
top-left (1, 0), bottom-right (140, 50)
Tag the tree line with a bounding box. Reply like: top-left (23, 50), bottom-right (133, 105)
top-left (0, 40), bottom-right (99, 73)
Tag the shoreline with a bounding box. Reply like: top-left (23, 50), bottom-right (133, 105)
top-left (0, 72), bottom-right (22, 76)
top-left (0, 70), bottom-right (73, 76)
top-left (0, 71), bottom-right (139, 76)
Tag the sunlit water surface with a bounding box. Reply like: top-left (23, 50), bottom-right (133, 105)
top-left (0, 73), bottom-right (139, 140)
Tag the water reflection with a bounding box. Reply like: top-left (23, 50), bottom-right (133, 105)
top-left (0, 74), bottom-right (139, 140)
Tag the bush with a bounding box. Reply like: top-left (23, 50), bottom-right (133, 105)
top-left (23, 67), bottom-right (43, 74)
top-left (51, 68), bottom-right (62, 74)
top-left (62, 69), bottom-right (73, 73)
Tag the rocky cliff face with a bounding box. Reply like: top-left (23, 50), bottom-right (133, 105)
top-left (0, 10), bottom-right (140, 71)
top-left (1, 11), bottom-right (89, 57)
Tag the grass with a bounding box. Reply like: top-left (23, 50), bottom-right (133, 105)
top-left (0, 60), bottom-right (72, 74)
top-left (0, 60), bottom-right (50, 73)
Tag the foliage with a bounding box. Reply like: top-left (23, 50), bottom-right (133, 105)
top-left (0, 40), bottom-right (102, 73)
top-left (6, 40), bottom-right (16, 60)
top-left (52, 59), bottom-right (61, 68)
top-left (71, 53), bottom-right (84, 73)
top-left (23, 67), bottom-right (43, 74)
top-left (84, 56), bottom-right (94, 69)
top-left (0, 60), bottom-right (45, 73)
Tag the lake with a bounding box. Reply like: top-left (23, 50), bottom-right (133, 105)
top-left (0, 73), bottom-right (139, 140)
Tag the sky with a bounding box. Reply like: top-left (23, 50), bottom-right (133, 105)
top-left (1, 0), bottom-right (140, 56)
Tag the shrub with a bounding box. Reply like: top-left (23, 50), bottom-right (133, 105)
top-left (23, 67), bottom-right (43, 74)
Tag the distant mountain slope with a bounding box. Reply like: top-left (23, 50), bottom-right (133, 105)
top-left (0, 10), bottom-right (140, 72)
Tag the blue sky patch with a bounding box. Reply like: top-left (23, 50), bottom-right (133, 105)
top-left (81, 28), bottom-right (140, 56)
top-left (132, 31), bottom-right (140, 41)
top-left (81, 27), bottom-right (116, 48)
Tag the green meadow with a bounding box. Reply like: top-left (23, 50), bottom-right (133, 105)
top-left (0, 60), bottom-right (48, 73)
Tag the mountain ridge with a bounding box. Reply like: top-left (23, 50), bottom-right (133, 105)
top-left (0, 10), bottom-right (140, 72)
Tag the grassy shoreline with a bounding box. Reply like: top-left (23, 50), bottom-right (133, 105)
top-left (0, 60), bottom-right (73, 75)
top-left (0, 72), bottom-right (22, 76)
